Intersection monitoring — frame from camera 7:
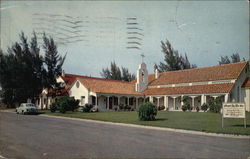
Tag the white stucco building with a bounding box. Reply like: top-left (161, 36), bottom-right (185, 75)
top-left (38, 61), bottom-right (250, 111)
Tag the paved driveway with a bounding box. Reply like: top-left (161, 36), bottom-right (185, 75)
top-left (0, 112), bottom-right (249, 159)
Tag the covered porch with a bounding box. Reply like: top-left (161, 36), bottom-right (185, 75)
top-left (146, 93), bottom-right (229, 111)
top-left (89, 93), bottom-right (144, 111)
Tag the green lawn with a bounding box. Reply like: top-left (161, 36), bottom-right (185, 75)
top-left (42, 110), bottom-right (250, 135)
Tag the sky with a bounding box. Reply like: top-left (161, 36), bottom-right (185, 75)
top-left (0, 0), bottom-right (249, 77)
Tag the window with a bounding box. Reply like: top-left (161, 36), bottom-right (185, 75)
top-left (60, 82), bottom-right (65, 87)
top-left (76, 81), bottom-right (80, 88)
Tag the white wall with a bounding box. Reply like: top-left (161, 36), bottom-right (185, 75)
top-left (242, 88), bottom-right (250, 111)
top-left (231, 65), bottom-right (249, 103)
top-left (69, 80), bottom-right (89, 106)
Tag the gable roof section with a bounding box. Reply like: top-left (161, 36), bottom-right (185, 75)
top-left (242, 77), bottom-right (250, 88)
top-left (148, 61), bottom-right (247, 86)
top-left (77, 77), bottom-right (141, 95)
top-left (143, 83), bottom-right (234, 95)
top-left (61, 74), bottom-right (94, 85)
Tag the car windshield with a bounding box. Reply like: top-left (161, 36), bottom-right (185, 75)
top-left (26, 104), bottom-right (35, 107)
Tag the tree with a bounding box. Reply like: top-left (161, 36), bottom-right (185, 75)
top-left (156, 39), bottom-right (197, 72)
top-left (121, 67), bottom-right (136, 82)
top-left (219, 56), bottom-right (231, 65)
top-left (100, 61), bottom-right (135, 82)
top-left (231, 53), bottom-right (242, 63)
top-left (100, 61), bottom-right (121, 80)
top-left (43, 33), bottom-right (66, 89)
top-left (110, 61), bottom-right (122, 80)
top-left (0, 32), bottom-right (66, 107)
top-left (219, 53), bottom-right (245, 65)
top-left (0, 32), bottom-right (45, 107)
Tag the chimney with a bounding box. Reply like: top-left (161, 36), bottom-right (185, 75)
top-left (155, 68), bottom-right (159, 79)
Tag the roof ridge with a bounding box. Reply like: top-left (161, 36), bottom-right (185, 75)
top-left (76, 76), bottom-right (132, 84)
top-left (149, 61), bottom-right (248, 76)
top-left (146, 82), bottom-right (234, 89)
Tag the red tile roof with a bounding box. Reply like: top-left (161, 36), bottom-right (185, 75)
top-left (77, 77), bottom-right (141, 95)
top-left (47, 88), bottom-right (69, 96)
top-left (61, 74), bottom-right (103, 85)
top-left (148, 61), bottom-right (247, 86)
top-left (143, 83), bottom-right (234, 95)
top-left (242, 77), bottom-right (250, 88)
top-left (63, 62), bottom-right (247, 96)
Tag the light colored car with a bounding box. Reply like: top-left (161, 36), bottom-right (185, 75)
top-left (16, 103), bottom-right (38, 114)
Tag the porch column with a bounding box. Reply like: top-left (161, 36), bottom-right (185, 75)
top-left (224, 94), bottom-right (229, 103)
top-left (181, 95), bottom-right (184, 106)
top-left (95, 96), bottom-right (98, 106)
top-left (164, 96), bottom-right (168, 110)
top-left (127, 97), bottom-right (129, 105)
top-left (212, 96), bottom-right (218, 99)
top-left (135, 97), bottom-right (138, 109)
top-left (118, 97), bottom-right (120, 105)
top-left (173, 97), bottom-right (176, 110)
top-left (190, 96), bottom-right (196, 109)
top-left (39, 97), bottom-right (42, 109)
top-left (149, 96), bottom-right (153, 103)
top-left (157, 97), bottom-right (160, 108)
top-left (201, 94), bottom-right (205, 105)
top-left (117, 96), bottom-right (120, 110)
top-left (48, 98), bottom-right (51, 109)
top-left (192, 97), bottom-right (195, 109)
top-left (107, 96), bottom-right (110, 110)
top-left (41, 96), bottom-right (44, 110)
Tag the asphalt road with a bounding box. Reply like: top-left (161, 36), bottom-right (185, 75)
top-left (0, 112), bottom-right (249, 159)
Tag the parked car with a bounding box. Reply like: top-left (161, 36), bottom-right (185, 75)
top-left (16, 103), bottom-right (38, 114)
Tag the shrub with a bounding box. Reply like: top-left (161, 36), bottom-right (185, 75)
top-left (83, 104), bottom-right (93, 112)
top-left (138, 102), bottom-right (157, 121)
top-left (158, 105), bottom-right (165, 111)
top-left (182, 96), bottom-right (192, 111)
top-left (201, 103), bottom-right (208, 112)
top-left (123, 104), bottom-right (131, 111)
top-left (119, 104), bottom-right (124, 110)
top-left (181, 105), bottom-right (188, 112)
top-left (208, 98), bottom-right (222, 113)
top-left (51, 96), bottom-right (79, 113)
top-left (59, 102), bottom-right (67, 113)
top-left (50, 103), bottom-right (57, 113)
top-left (186, 104), bottom-right (192, 111)
top-left (196, 106), bottom-right (200, 112)
top-left (68, 98), bottom-right (80, 111)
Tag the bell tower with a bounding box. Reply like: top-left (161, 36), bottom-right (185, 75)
top-left (135, 62), bottom-right (148, 92)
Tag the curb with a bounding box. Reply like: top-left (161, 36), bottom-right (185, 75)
top-left (39, 114), bottom-right (250, 139)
